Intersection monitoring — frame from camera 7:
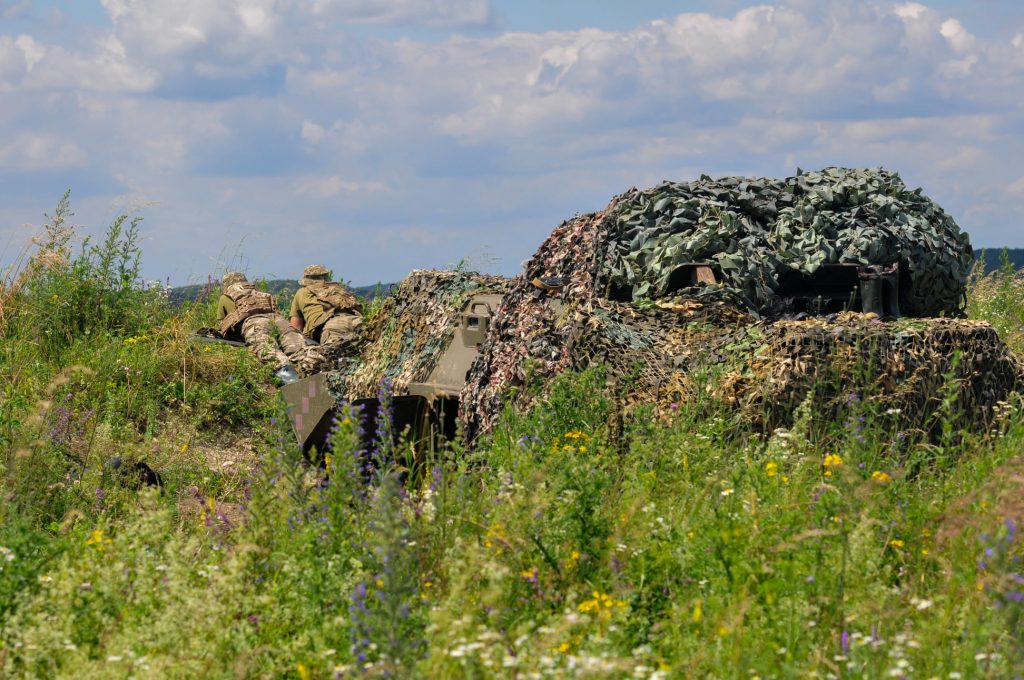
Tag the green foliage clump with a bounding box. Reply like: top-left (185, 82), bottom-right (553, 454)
top-left (968, 248), bottom-right (1024, 353)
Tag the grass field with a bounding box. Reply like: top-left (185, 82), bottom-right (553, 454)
top-left (2, 200), bottom-right (1024, 678)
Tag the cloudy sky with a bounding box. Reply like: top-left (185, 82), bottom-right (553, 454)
top-left (2, 0), bottom-right (1023, 285)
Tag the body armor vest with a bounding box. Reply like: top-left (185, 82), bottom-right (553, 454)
top-left (219, 283), bottom-right (276, 335)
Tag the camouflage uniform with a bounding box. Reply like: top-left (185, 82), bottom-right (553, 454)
top-left (290, 264), bottom-right (364, 348)
top-left (217, 272), bottom-right (325, 376)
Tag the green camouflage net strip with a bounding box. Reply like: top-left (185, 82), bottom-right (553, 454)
top-left (328, 269), bottom-right (511, 402)
top-left (600, 167), bottom-right (974, 316)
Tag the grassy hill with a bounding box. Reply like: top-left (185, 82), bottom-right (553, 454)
top-left (3, 204), bottom-right (1024, 677)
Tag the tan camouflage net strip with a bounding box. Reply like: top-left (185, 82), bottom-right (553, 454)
top-left (463, 289), bottom-right (1024, 440)
top-left (720, 315), bottom-right (1024, 432)
top-left (327, 270), bottom-right (512, 402)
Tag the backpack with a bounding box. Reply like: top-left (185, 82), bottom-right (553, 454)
top-left (219, 283), bottom-right (276, 335)
top-left (306, 281), bottom-right (362, 315)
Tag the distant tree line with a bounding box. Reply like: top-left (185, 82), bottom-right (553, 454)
top-left (974, 248), bottom-right (1024, 273)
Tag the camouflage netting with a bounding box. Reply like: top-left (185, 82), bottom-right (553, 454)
top-left (327, 270), bottom-right (511, 402)
top-left (603, 167), bottom-right (973, 316)
top-left (716, 315), bottom-right (1024, 430)
top-left (459, 170), bottom-right (1020, 442)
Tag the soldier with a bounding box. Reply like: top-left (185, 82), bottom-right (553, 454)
top-left (289, 264), bottom-right (364, 348)
top-left (216, 272), bottom-right (324, 382)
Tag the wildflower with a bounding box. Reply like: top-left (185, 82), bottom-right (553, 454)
top-left (692, 601), bottom-right (703, 623)
top-left (765, 462), bottom-right (778, 477)
top-left (0, 546), bottom-right (13, 563)
top-left (564, 550), bottom-right (581, 569)
top-left (86, 528), bottom-right (112, 551)
top-left (297, 663), bottom-right (311, 680)
top-left (578, 591), bottom-right (626, 620)
top-left (38, 574), bottom-right (51, 583)
top-left (720, 488), bottom-right (734, 497)
top-left (889, 539), bottom-right (905, 549)
top-left (484, 523), bottom-right (505, 550)
top-left (871, 470), bottom-right (892, 484)
top-left (180, 443), bottom-right (189, 454)
top-left (51, 294), bottom-right (59, 301)
top-left (555, 642), bottom-right (571, 654)
top-left (823, 454), bottom-right (843, 476)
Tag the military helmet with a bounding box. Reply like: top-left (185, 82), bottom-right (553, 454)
top-left (300, 264), bottom-right (332, 286)
top-left (221, 271), bottom-right (247, 287)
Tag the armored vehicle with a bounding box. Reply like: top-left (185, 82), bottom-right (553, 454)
top-left (282, 272), bottom-right (508, 453)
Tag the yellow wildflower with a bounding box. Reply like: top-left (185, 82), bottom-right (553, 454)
top-left (556, 642), bottom-right (571, 654)
top-left (520, 568), bottom-right (537, 580)
top-left (823, 454), bottom-right (843, 477)
top-left (86, 528), bottom-right (112, 551)
top-left (484, 522), bottom-right (505, 550)
top-left (180, 443), bottom-right (189, 454)
top-left (765, 461), bottom-right (778, 477)
top-left (578, 590), bottom-right (626, 620)
top-left (297, 663), bottom-right (310, 680)
top-left (889, 539), bottom-right (904, 549)
top-left (376, 578), bottom-right (385, 588)
top-left (871, 470), bottom-right (892, 484)
top-left (692, 600), bottom-right (703, 623)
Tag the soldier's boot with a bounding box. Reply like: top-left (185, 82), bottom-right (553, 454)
top-left (274, 363), bottom-right (300, 385)
top-left (881, 274), bottom-right (901, 320)
top-left (858, 278), bottom-right (884, 316)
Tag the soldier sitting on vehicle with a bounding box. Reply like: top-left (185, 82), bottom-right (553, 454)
top-left (289, 265), bottom-right (364, 349)
top-left (216, 272), bottom-right (325, 383)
